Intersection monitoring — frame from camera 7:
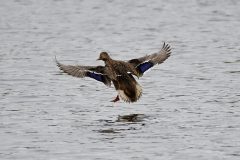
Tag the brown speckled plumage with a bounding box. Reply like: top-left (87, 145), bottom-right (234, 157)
top-left (56, 42), bottom-right (171, 103)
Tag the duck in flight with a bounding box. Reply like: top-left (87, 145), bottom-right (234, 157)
top-left (56, 42), bottom-right (171, 103)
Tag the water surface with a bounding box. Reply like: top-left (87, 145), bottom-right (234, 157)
top-left (0, 0), bottom-right (240, 159)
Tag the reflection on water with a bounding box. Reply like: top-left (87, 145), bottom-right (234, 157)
top-left (117, 114), bottom-right (146, 122)
top-left (96, 114), bottom-right (146, 134)
top-left (1, 0), bottom-right (240, 159)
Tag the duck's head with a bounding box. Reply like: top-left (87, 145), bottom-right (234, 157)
top-left (97, 52), bottom-right (110, 61)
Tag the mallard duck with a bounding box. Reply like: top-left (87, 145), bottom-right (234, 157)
top-left (56, 42), bottom-right (171, 103)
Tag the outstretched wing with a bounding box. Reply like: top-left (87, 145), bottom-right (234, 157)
top-left (56, 57), bottom-right (111, 86)
top-left (128, 42), bottom-right (171, 75)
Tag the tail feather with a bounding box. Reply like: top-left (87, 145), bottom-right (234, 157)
top-left (113, 74), bottom-right (142, 103)
top-left (118, 83), bottom-right (142, 103)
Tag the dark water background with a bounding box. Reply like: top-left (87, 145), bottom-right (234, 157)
top-left (0, 0), bottom-right (240, 159)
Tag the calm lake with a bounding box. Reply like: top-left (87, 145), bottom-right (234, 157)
top-left (0, 0), bottom-right (240, 159)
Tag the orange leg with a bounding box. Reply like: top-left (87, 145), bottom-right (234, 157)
top-left (111, 95), bottom-right (120, 102)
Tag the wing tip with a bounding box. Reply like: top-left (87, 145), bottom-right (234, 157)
top-left (161, 42), bottom-right (171, 54)
top-left (55, 55), bottom-right (60, 66)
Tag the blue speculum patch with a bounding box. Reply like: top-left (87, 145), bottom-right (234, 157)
top-left (87, 72), bottom-right (103, 82)
top-left (138, 62), bottom-right (154, 74)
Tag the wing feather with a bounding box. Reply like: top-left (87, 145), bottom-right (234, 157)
top-left (128, 42), bottom-right (171, 75)
top-left (128, 42), bottom-right (171, 67)
top-left (55, 57), bottom-right (111, 86)
top-left (149, 42), bottom-right (171, 65)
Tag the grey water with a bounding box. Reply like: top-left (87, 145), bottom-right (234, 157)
top-left (0, 0), bottom-right (240, 159)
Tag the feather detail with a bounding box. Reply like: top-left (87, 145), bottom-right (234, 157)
top-left (150, 42), bottom-right (171, 65)
top-left (128, 42), bottom-right (171, 67)
top-left (117, 83), bottom-right (142, 103)
top-left (86, 72), bottom-right (111, 86)
top-left (55, 56), bottom-right (111, 86)
top-left (137, 61), bottom-right (154, 75)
